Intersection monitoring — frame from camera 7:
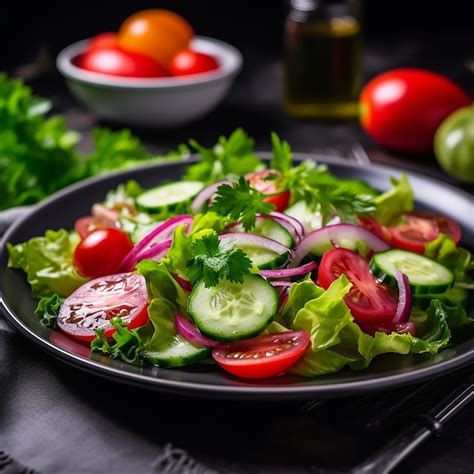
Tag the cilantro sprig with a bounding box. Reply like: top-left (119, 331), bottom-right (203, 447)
top-left (186, 233), bottom-right (252, 288)
top-left (269, 132), bottom-right (293, 172)
top-left (210, 176), bottom-right (274, 230)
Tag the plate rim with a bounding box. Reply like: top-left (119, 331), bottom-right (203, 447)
top-left (1, 154), bottom-right (473, 399)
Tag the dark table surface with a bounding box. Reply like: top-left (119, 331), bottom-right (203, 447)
top-left (1, 31), bottom-right (473, 474)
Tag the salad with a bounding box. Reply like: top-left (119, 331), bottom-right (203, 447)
top-left (7, 130), bottom-right (473, 379)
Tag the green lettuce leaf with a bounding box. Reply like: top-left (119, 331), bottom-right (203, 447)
top-left (373, 173), bottom-right (414, 224)
top-left (274, 276), bottom-right (472, 377)
top-left (35, 293), bottom-right (64, 328)
top-left (7, 229), bottom-right (88, 297)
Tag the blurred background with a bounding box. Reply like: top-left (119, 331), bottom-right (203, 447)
top-left (0, 0), bottom-right (472, 166)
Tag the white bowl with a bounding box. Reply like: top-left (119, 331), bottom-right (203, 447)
top-left (56, 36), bottom-right (242, 128)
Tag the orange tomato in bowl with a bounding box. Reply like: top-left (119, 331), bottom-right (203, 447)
top-left (118, 9), bottom-right (194, 68)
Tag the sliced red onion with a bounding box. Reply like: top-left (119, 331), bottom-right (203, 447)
top-left (271, 211), bottom-right (305, 239)
top-left (292, 224), bottom-right (390, 266)
top-left (279, 288), bottom-right (290, 310)
top-left (261, 261), bottom-right (318, 279)
top-left (220, 233), bottom-right (290, 264)
top-left (174, 274), bottom-right (193, 292)
top-left (270, 280), bottom-right (294, 287)
top-left (175, 314), bottom-right (219, 348)
top-left (191, 179), bottom-right (232, 214)
top-left (120, 239), bottom-right (172, 271)
top-left (260, 213), bottom-right (302, 243)
top-left (119, 215), bottom-right (192, 272)
top-left (392, 271), bottom-right (412, 324)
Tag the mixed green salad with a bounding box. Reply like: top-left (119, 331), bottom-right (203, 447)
top-left (7, 130), bottom-right (473, 379)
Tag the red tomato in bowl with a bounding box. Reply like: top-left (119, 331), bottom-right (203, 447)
top-left (57, 272), bottom-right (148, 341)
top-left (75, 47), bottom-right (168, 78)
top-left (318, 248), bottom-right (398, 324)
top-left (212, 331), bottom-right (310, 379)
top-left (73, 228), bottom-right (133, 278)
top-left (170, 49), bottom-right (219, 76)
top-left (360, 68), bottom-right (472, 153)
top-left (387, 211), bottom-right (461, 254)
top-left (246, 169), bottom-right (290, 212)
top-left (86, 32), bottom-right (119, 52)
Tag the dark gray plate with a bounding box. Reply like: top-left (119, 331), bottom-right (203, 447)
top-left (1, 154), bottom-right (473, 399)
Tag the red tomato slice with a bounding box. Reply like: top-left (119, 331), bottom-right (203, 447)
top-left (75, 216), bottom-right (102, 239)
top-left (318, 248), bottom-right (398, 324)
top-left (357, 216), bottom-right (391, 243)
top-left (57, 272), bottom-right (149, 341)
top-left (73, 228), bottom-right (134, 278)
top-left (212, 331), bottom-right (310, 379)
top-left (246, 169), bottom-right (290, 212)
top-left (387, 211), bottom-right (461, 254)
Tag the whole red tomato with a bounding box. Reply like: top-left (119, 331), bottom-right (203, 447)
top-left (75, 47), bottom-right (168, 78)
top-left (360, 68), bottom-right (472, 153)
top-left (86, 32), bottom-right (119, 52)
top-left (170, 49), bottom-right (219, 76)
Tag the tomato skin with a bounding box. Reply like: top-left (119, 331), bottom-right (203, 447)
top-left (246, 169), bottom-right (290, 212)
top-left (73, 228), bottom-right (133, 278)
top-left (387, 211), bottom-right (461, 254)
top-left (318, 248), bottom-right (398, 324)
top-left (118, 9), bottom-right (194, 68)
top-left (57, 272), bottom-right (148, 342)
top-left (75, 216), bottom-right (102, 239)
top-left (212, 331), bottom-right (310, 379)
top-left (170, 49), bottom-right (219, 76)
top-left (86, 32), bottom-right (119, 52)
top-left (360, 68), bottom-right (472, 153)
top-left (75, 47), bottom-right (168, 78)
top-left (358, 216), bottom-right (391, 243)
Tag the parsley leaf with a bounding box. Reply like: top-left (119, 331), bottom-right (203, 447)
top-left (210, 176), bottom-right (274, 230)
top-left (35, 293), bottom-right (64, 328)
top-left (270, 132), bottom-right (293, 172)
top-left (284, 160), bottom-right (376, 224)
top-left (90, 318), bottom-right (144, 366)
top-left (184, 128), bottom-right (263, 183)
top-left (186, 233), bottom-right (252, 288)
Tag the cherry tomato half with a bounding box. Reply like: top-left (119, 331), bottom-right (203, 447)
top-left (387, 211), bottom-right (461, 254)
top-left (360, 68), bottom-right (472, 153)
top-left (75, 47), bottom-right (168, 78)
top-left (73, 228), bottom-right (133, 278)
top-left (170, 49), bottom-right (219, 76)
top-left (57, 272), bottom-right (148, 341)
top-left (318, 248), bottom-right (398, 324)
top-left (86, 32), bottom-right (119, 52)
top-left (247, 169), bottom-right (291, 212)
top-left (212, 331), bottom-right (310, 379)
top-left (118, 9), bottom-right (194, 68)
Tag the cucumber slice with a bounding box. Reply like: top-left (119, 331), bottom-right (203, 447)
top-left (285, 201), bottom-right (322, 232)
top-left (145, 337), bottom-right (210, 368)
top-left (136, 181), bottom-right (204, 213)
top-left (370, 249), bottom-right (454, 294)
top-left (236, 244), bottom-right (288, 269)
top-left (230, 217), bottom-right (294, 248)
top-left (188, 274), bottom-right (278, 342)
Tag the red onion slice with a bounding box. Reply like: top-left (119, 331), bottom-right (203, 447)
top-left (261, 261), bottom-right (318, 279)
top-left (175, 314), bottom-right (219, 347)
top-left (220, 233), bottom-right (290, 257)
top-left (292, 224), bottom-right (389, 265)
top-left (120, 239), bottom-right (172, 271)
top-left (260, 213), bottom-right (302, 243)
top-left (191, 180), bottom-right (232, 214)
top-left (119, 215), bottom-right (192, 272)
top-left (278, 287), bottom-right (290, 310)
top-left (174, 274), bottom-right (193, 292)
top-left (271, 212), bottom-right (305, 239)
top-left (392, 271), bottom-right (412, 324)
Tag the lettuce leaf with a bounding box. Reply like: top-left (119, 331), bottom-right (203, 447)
top-left (373, 173), bottom-right (413, 224)
top-left (35, 293), bottom-right (64, 328)
top-left (7, 229), bottom-right (88, 297)
top-left (274, 277), bottom-right (472, 377)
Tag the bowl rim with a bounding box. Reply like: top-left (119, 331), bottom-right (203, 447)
top-left (56, 36), bottom-right (243, 90)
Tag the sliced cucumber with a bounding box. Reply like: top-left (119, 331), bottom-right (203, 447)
top-left (285, 201), bottom-right (322, 232)
top-left (230, 217), bottom-right (294, 248)
top-left (236, 244), bottom-right (288, 269)
top-left (144, 337), bottom-right (210, 368)
top-left (370, 249), bottom-right (454, 294)
top-left (136, 181), bottom-right (204, 213)
top-left (188, 274), bottom-right (278, 342)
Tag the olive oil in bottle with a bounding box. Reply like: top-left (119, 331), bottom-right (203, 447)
top-left (284, 0), bottom-right (362, 119)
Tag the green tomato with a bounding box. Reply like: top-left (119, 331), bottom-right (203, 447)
top-left (434, 105), bottom-right (474, 183)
